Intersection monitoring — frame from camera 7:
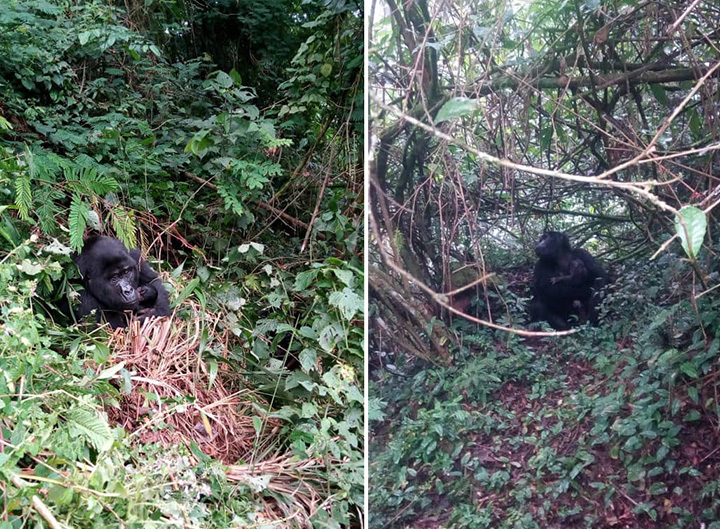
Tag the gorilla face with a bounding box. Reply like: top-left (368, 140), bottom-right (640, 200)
top-left (77, 237), bottom-right (140, 310)
top-left (137, 284), bottom-right (158, 306)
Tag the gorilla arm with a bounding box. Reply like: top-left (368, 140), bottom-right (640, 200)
top-left (129, 249), bottom-right (171, 318)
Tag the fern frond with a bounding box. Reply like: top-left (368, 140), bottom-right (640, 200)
top-left (14, 175), bottom-right (32, 221)
top-left (69, 194), bottom-right (88, 251)
top-left (217, 183), bottom-right (245, 216)
top-left (110, 206), bottom-right (137, 249)
top-left (32, 152), bottom-right (63, 182)
top-left (37, 200), bottom-right (60, 235)
top-left (65, 408), bottom-right (113, 452)
top-left (64, 161), bottom-right (119, 195)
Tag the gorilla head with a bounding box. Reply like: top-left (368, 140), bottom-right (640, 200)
top-left (137, 284), bottom-right (158, 306)
top-left (72, 236), bottom-right (170, 329)
top-left (535, 231), bottom-right (572, 263)
top-left (75, 237), bottom-right (140, 309)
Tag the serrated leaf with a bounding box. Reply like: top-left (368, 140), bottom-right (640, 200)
top-left (43, 239), bottom-right (72, 256)
top-left (435, 97), bottom-right (478, 124)
top-left (674, 206), bottom-right (706, 258)
top-left (66, 408), bottom-right (113, 452)
top-left (332, 268), bottom-right (354, 286)
top-left (299, 348), bottom-right (317, 372)
top-left (245, 475), bottom-right (272, 493)
top-left (294, 269), bottom-right (318, 291)
top-left (18, 260), bottom-right (42, 275)
top-left (328, 287), bottom-right (363, 320)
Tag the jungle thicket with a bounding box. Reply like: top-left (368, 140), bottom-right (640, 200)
top-left (369, 0), bottom-right (720, 527)
top-left (0, 0), bottom-right (364, 527)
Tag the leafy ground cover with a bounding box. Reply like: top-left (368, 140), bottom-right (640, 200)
top-left (0, 0), bottom-right (363, 527)
top-left (370, 256), bottom-right (720, 529)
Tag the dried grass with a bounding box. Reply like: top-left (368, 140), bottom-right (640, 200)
top-left (226, 456), bottom-right (348, 528)
top-left (95, 309), bottom-right (346, 526)
top-left (103, 310), bottom-right (276, 464)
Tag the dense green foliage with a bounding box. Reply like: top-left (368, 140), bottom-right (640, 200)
top-left (370, 0), bottom-right (720, 526)
top-left (371, 256), bottom-right (720, 528)
top-left (0, 0), bottom-right (363, 526)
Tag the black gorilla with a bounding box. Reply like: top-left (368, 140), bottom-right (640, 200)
top-left (529, 231), bottom-right (608, 330)
top-left (72, 236), bottom-right (170, 329)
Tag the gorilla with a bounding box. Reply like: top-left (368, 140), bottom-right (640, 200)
top-left (529, 231), bottom-right (608, 330)
top-left (72, 236), bottom-right (171, 329)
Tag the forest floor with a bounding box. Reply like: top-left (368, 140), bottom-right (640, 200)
top-left (370, 265), bottom-right (720, 529)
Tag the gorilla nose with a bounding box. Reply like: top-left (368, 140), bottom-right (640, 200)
top-left (121, 284), bottom-right (138, 303)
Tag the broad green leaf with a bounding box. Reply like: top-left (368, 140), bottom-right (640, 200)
top-left (215, 71), bottom-right (234, 88)
top-left (674, 206), bottom-right (706, 258)
top-left (78, 31), bottom-right (93, 45)
top-left (435, 97), bottom-right (478, 124)
top-left (229, 68), bottom-right (243, 85)
top-left (331, 268), bottom-right (354, 286)
top-left (688, 109), bottom-right (702, 139)
top-left (97, 361), bottom-right (126, 380)
top-left (252, 416), bottom-right (262, 436)
top-left (680, 362), bottom-right (699, 378)
top-left (299, 348), bottom-right (317, 372)
top-left (649, 84), bottom-right (667, 105)
top-left (294, 269), bottom-right (318, 291)
top-left (18, 259), bottom-right (42, 275)
top-left (329, 287), bottom-right (363, 320)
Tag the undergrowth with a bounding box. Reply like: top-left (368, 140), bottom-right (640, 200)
top-left (0, 235), bottom-right (364, 527)
top-left (0, 0), bottom-right (363, 526)
top-left (370, 255), bottom-right (720, 529)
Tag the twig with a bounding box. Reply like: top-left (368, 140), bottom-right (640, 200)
top-left (371, 94), bottom-right (685, 216)
top-left (301, 147), bottom-right (333, 253)
top-left (669, 0), bottom-right (703, 32)
top-left (182, 171), bottom-right (327, 239)
top-left (9, 474), bottom-right (64, 529)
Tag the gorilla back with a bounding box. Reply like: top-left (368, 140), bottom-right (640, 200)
top-left (72, 236), bottom-right (170, 329)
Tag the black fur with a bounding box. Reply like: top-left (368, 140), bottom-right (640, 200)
top-left (72, 236), bottom-right (170, 328)
top-left (529, 232), bottom-right (608, 330)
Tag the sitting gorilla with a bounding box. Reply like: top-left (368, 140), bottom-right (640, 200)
top-left (72, 236), bottom-right (170, 329)
top-left (529, 231), bottom-right (608, 330)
